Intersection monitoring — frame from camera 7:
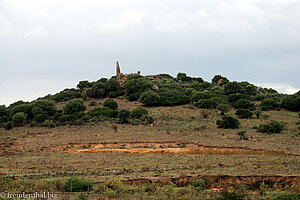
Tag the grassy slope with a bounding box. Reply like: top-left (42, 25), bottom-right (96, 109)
top-left (0, 98), bottom-right (299, 181)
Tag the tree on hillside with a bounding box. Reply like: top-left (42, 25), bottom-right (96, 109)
top-left (63, 99), bottom-right (87, 114)
top-left (224, 82), bottom-right (242, 95)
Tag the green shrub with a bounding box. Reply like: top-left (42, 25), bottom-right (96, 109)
top-left (262, 114), bottom-right (270, 119)
top-left (157, 88), bottom-right (190, 106)
top-left (59, 112), bottom-right (86, 122)
top-left (87, 82), bottom-right (106, 98)
top-left (105, 78), bottom-right (120, 93)
top-left (31, 99), bottom-right (57, 118)
top-left (217, 190), bottom-right (245, 200)
top-left (281, 95), bottom-right (300, 111)
top-left (260, 98), bottom-right (279, 110)
top-left (61, 177), bottom-right (93, 192)
top-left (217, 104), bottom-right (231, 115)
top-left (77, 80), bottom-right (93, 90)
top-left (235, 109), bottom-right (253, 118)
top-left (42, 120), bottom-right (55, 128)
top-left (96, 178), bottom-right (124, 194)
top-left (12, 112), bottom-right (27, 126)
top-left (109, 90), bottom-right (124, 98)
top-left (9, 103), bottom-right (33, 120)
top-left (51, 88), bottom-right (81, 102)
top-left (224, 81), bottom-right (242, 95)
top-left (29, 121), bottom-right (38, 127)
top-left (141, 115), bottom-right (154, 124)
top-left (34, 113), bottom-right (48, 123)
top-left (4, 121), bottom-right (13, 130)
top-left (103, 99), bottom-right (118, 110)
top-left (0, 116), bottom-right (8, 123)
top-left (196, 99), bottom-right (217, 109)
top-left (217, 116), bottom-right (240, 129)
top-left (63, 99), bottom-right (86, 114)
top-left (234, 99), bottom-right (254, 109)
top-left (124, 75), bottom-right (152, 100)
top-left (139, 90), bottom-right (160, 106)
top-left (87, 107), bottom-right (118, 118)
top-left (227, 94), bottom-right (248, 104)
top-left (132, 108), bottom-right (148, 118)
top-left (295, 121), bottom-right (300, 125)
top-left (211, 75), bottom-right (229, 85)
top-left (191, 179), bottom-right (206, 191)
top-left (257, 120), bottom-right (285, 133)
top-left (176, 72), bottom-right (192, 82)
top-left (118, 109), bottom-right (131, 124)
top-left (0, 105), bottom-right (8, 117)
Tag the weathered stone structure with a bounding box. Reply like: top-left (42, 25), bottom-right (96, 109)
top-left (116, 61), bottom-right (141, 85)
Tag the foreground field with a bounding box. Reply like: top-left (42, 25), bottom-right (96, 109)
top-left (0, 100), bottom-right (299, 199)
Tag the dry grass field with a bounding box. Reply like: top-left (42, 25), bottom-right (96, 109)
top-left (0, 99), bottom-right (299, 199)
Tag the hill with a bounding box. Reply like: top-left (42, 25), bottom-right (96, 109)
top-left (0, 67), bottom-right (300, 199)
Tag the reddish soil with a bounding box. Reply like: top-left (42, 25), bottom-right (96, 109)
top-left (46, 141), bottom-right (286, 155)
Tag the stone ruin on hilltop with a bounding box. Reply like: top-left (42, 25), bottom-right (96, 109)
top-left (116, 61), bottom-right (140, 85)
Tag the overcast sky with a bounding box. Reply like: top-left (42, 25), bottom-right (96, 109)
top-left (1, 0), bottom-right (300, 106)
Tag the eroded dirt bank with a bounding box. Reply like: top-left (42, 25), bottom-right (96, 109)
top-left (46, 141), bottom-right (286, 155)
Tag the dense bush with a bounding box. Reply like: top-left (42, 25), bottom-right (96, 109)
top-left (224, 81), bottom-right (242, 95)
top-left (260, 98), bottom-right (279, 110)
top-left (51, 88), bottom-right (81, 102)
top-left (157, 89), bottom-right (190, 106)
top-left (103, 99), bottom-right (118, 110)
top-left (139, 90), bottom-right (160, 106)
top-left (87, 82), bottom-right (106, 98)
top-left (176, 72), bottom-right (192, 82)
top-left (77, 80), bottom-right (93, 90)
top-left (88, 107), bottom-right (118, 118)
top-left (227, 94), bottom-right (248, 104)
top-left (0, 116), bottom-right (8, 124)
top-left (196, 99), bottom-right (217, 109)
top-left (124, 75), bottom-right (152, 101)
top-left (234, 99), bottom-right (254, 110)
top-left (9, 103), bottom-right (33, 120)
top-left (63, 99), bottom-right (86, 114)
top-left (0, 105), bottom-right (8, 117)
top-left (105, 78), bottom-right (120, 93)
top-left (12, 112), bottom-right (27, 126)
top-left (281, 95), bottom-right (300, 111)
top-left (217, 116), bottom-right (240, 129)
top-left (132, 108), bottom-right (148, 118)
top-left (61, 177), bottom-right (93, 192)
top-left (257, 121), bottom-right (285, 133)
top-left (191, 92), bottom-right (214, 102)
top-left (34, 113), bottom-right (48, 123)
top-left (118, 109), bottom-right (131, 124)
top-left (211, 75), bottom-right (229, 85)
top-left (59, 112), bottom-right (86, 123)
top-left (141, 115), bottom-right (154, 124)
top-left (235, 109), bottom-right (253, 118)
top-left (31, 99), bottom-right (57, 119)
top-left (196, 97), bottom-right (225, 109)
